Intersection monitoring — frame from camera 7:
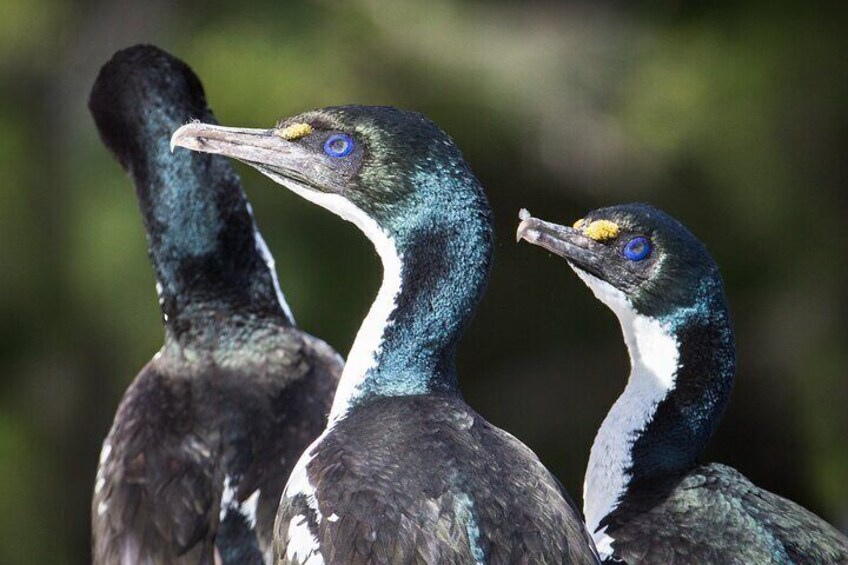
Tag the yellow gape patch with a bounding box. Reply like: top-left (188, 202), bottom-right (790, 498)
top-left (276, 123), bottom-right (313, 140)
top-left (573, 218), bottom-right (585, 229)
top-left (584, 220), bottom-right (620, 242)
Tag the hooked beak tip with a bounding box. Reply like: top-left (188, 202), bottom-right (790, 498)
top-left (170, 122), bottom-right (202, 153)
top-left (516, 209), bottom-right (539, 243)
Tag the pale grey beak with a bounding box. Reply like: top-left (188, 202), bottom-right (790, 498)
top-left (516, 208), bottom-right (608, 273)
top-left (170, 121), bottom-right (322, 188)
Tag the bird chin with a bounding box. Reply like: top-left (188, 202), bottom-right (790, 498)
top-left (567, 261), bottom-right (608, 285)
top-left (257, 168), bottom-right (326, 198)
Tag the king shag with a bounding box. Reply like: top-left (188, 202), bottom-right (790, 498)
top-left (89, 45), bottom-right (342, 564)
top-left (172, 106), bottom-right (600, 563)
top-left (518, 204), bottom-right (848, 564)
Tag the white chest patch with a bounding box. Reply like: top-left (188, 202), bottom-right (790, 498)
top-left (282, 440), bottom-right (325, 563)
top-left (573, 268), bottom-right (680, 557)
top-left (95, 441), bottom-right (111, 487)
top-left (241, 489), bottom-right (260, 529)
top-left (593, 527), bottom-right (616, 559)
top-left (219, 475), bottom-right (261, 531)
top-left (286, 514), bottom-right (324, 564)
top-left (219, 475), bottom-right (236, 522)
top-left (99, 442), bottom-right (112, 465)
top-left (261, 171), bottom-right (404, 423)
top-left (94, 441), bottom-right (111, 505)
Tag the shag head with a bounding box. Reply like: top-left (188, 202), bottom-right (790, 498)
top-left (517, 204), bottom-right (723, 319)
top-left (170, 106), bottom-right (489, 240)
top-left (90, 44), bottom-right (208, 170)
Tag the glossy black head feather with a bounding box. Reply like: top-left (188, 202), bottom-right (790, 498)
top-left (89, 45), bottom-right (207, 169)
top-left (89, 45), bottom-right (291, 335)
top-left (574, 203), bottom-right (723, 319)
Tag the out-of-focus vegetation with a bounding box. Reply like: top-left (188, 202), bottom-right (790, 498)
top-left (0, 0), bottom-right (846, 562)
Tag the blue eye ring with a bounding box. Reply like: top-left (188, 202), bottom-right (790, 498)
top-left (623, 237), bottom-right (652, 261)
top-left (323, 133), bottom-right (355, 158)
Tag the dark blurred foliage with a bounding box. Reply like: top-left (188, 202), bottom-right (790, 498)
top-left (0, 0), bottom-right (846, 562)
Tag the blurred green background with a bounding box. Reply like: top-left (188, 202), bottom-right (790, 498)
top-left (1, 0), bottom-right (846, 562)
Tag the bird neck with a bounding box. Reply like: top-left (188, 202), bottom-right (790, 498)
top-left (325, 181), bottom-right (493, 423)
top-left (580, 271), bottom-right (735, 542)
top-left (132, 133), bottom-right (293, 342)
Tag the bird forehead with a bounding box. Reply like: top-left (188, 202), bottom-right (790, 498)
top-left (584, 220), bottom-right (620, 242)
top-left (276, 123), bottom-right (314, 141)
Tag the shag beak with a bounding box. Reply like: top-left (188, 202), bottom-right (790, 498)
top-left (170, 122), bottom-right (318, 187)
top-left (516, 209), bottom-right (607, 274)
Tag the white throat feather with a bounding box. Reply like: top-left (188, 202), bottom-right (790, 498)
top-left (261, 171), bottom-right (403, 424)
top-left (574, 266), bottom-right (680, 557)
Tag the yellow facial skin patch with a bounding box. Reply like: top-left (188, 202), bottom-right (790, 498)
top-left (573, 218), bottom-right (585, 229)
top-left (276, 123), bottom-right (313, 140)
top-left (584, 219), bottom-right (620, 242)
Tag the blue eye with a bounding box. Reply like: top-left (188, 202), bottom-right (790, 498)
top-left (623, 237), bottom-right (651, 261)
top-left (323, 133), bottom-right (354, 158)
